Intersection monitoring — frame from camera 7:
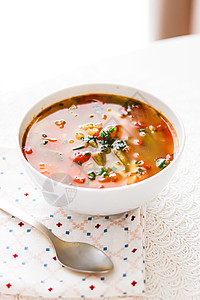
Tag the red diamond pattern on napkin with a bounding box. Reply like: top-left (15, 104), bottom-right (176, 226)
top-left (95, 224), bottom-right (101, 229)
top-left (131, 281), bottom-right (137, 286)
top-left (56, 222), bottom-right (62, 227)
top-left (89, 285), bottom-right (95, 290)
top-left (18, 222), bottom-right (24, 227)
top-left (131, 216), bottom-right (135, 221)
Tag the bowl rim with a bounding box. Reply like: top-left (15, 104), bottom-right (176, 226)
top-left (18, 82), bottom-right (186, 193)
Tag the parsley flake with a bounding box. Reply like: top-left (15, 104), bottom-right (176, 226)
top-left (97, 167), bottom-right (109, 177)
top-left (88, 172), bottom-right (96, 180)
top-left (155, 158), bottom-right (167, 169)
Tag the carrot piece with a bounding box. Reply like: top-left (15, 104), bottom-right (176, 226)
top-left (98, 185), bottom-right (105, 189)
top-left (73, 176), bottom-right (86, 184)
top-left (73, 152), bottom-right (91, 164)
top-left (24, 147), bottom-right (33, 154)
top-left (54, 119), bottom-right (66, 128)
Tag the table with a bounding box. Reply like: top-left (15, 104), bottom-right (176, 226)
top-left (1, 34), bottom-right (200, 299)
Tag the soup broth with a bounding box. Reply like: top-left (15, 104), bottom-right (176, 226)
top-left (22, 94), bottom-right (176, 188)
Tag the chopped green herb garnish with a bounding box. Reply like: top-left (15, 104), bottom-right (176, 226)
top-left (99, 127), bottom-right (115, 139)
top-left (85, 135), bottom-right (97, 144)
top-left (73, 145), bottom-right (85, 150)
top-left (78, 161), bottom-right (82, 166)
top-left (97, 167), bottom-right (109, 177)
top-left (42, 133), bottom-right (47, 138)
top-left (109, 127), bottom-right (115, 133)
top-left (98, 127), bottom-right (117, 149)
top-left (99, 131), bottom-right (104, 138)
top-left (85, 152), bottom-right (90, 156)
top-left (101, 145), bottom-right (112, 152)
top-left (59, 102), bottom-right (64, 106)
top-left (139, 128), bottom-right (146, 132)
top-left (88, 172), bottom-right (96, 180)
top-left (124, 101), bottom-right (131, 110)
top-left (80, 137), bottom-right (85, 141)
top-left (157, 112), bottom-right (161, 117)
top-left (43, 140), bottom-right (48, 145)
top-left (155, 158), bottom-right (167, 169)
top-left (101, 145), bottom-right (108, 152)
top-left (103, 172), bottom-right (109, 177)
top-left (137, 167), bottom-right (144, 174)
top-left (124, 100), bottom-right (140, 110)
top-left (115, 140), bottom-right (127, 151)
top-left (133, 101), bottom-right (140, 107)
top-left (135, 161), bottom-right (141, 164)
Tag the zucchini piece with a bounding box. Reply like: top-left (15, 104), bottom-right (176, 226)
top-left (88, 140), bottom-right (98, 148)
top-left (113, 149), bottom-right (129, 172)
top-left (92, 152), bottom-right (106, 166)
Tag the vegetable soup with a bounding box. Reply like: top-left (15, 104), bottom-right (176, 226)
top-left (22, 94), bottom-right (176, 188)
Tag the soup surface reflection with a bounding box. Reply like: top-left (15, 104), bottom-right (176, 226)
top-left (22, 94), bottom-right (176, 188)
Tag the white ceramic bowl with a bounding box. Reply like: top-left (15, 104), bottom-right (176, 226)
top-left (18, 83), bottom-right (185, 215)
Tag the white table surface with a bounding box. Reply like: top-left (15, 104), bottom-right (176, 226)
top-left (0, 34), bottom-right (200, 299)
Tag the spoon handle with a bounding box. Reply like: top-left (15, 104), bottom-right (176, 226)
top-left (0, 199), bottom-right (56, 242)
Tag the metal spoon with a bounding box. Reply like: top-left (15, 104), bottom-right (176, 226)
top-left (0, 200), bottom-right (113, 273)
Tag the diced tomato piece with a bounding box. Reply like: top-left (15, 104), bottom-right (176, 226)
top-left (98, 175), bottom-right (110, 183)
top-left (125, 145), bottom-right (131, 152)
top-left (98, 172), bottom-right (121, 183)
top-left (46, 138), bottom-right (57, 142)
top-left (98, 185), bottom-right (104, 189)
top-left (137, 167), bottom-right (147, 175)
top-left (166, 154), bottom-right (173, 161)
top-left (134, 139), bottom-right (142, 145)
top-left (109, 172), bottom-right (121, 182)
top-left (73, 152), bottom-right (92, 164)
top-left (141, 162), bottom-right (151, 169)
top-left (156, 124), bottom-right (162, 130)
top-left (93, 131), bottom-right (103, 140)
top-left (24, 147), bottom-right (33, 154)
top-left (73, 176), bottom-right (86, 184)
top-left (109, 126), bottom-right (118, 139)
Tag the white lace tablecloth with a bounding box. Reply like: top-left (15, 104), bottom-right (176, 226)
top-left (1, 35), bottom-right (200, 299)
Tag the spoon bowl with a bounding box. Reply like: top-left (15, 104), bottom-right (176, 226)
top-left (53, 236), bottom-right (113, 273)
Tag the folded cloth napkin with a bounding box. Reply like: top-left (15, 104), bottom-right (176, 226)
top-left (0, 148), bottom-right (146, 299)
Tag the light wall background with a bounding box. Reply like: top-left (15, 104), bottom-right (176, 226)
top-left (1, 0), bottom-right (199, 95)
top-left (0, 0), bottom-right (150, 93)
